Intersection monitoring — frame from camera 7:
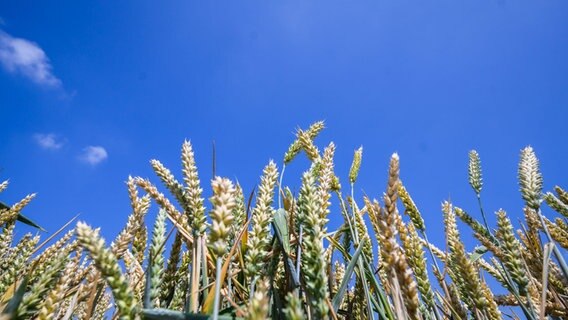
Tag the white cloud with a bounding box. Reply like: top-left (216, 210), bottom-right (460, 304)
top-left (80, 146), bottom-right (108, 165)
top-left (34, 133), bottom-right (65, 150)
top-left (0, 30), bottom-right (61, 87)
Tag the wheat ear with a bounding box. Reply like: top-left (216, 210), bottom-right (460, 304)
top-left (245, 161), bottom-right (278, 280)
top-left (283, 121), bottom-right (325, 164)
top-left (75, 222), bottom-right (138, 320)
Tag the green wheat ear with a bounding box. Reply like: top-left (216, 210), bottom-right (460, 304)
top-left (349, 146), bottom-right (363, 184)
top-left (181, 140), bottom-right (207, 236)
top-left (468, 150), bottom-right (483, 195)
top-left (298, 170), bottom-right (330, 319)
top-left (245, 161), bottom-right (278, 280)
top-left (284, 121), bottom-right (325, 164)
top-left (443, 202), bottom-right (488, 312)
top-left (544, 192), bottom-right (568, 218)
top-left (495, 209), bottom-right (529, 295)
top-left (17, 252), bottom-right (67, 318)
top-left (149, 209), bottom-right (167, 307)
top-left (75, 222), bottom-right (138, 320)
top-left (518, 146), bottom-right (543, 210)
top-left (283, 292), bottom-right (304, 320)
top-left (398, 184), bottom-right (425, 233)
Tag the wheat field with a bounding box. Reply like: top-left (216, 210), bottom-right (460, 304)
top-left (0, 121), bottom-right (567, 319)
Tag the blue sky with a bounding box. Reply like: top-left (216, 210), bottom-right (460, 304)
top-left (1, 1), bottom-right (567, 252)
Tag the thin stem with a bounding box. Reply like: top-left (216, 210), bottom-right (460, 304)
top-left (421, 232), bottom-right (445, 320)
top-left (347, 186), bottom-right (373, 319)
top-left (357, 255), bottom-right (375, 320)
top-left (476, 194), bottom-right (492, 234)
top-left (190, 235), bottom-right (203, 312)
top-left (212, 258), bottom-right (223, 320)
top-left (295, 225), bottom-right (303, 281)
top-left (335, 191), bottom-right (357, 247)
top-left (278, 164), bottom-right (286, 208)
top-left (350, 184), bottom-right (360, 243)
top-left (201, 236), bottom-right (209, 298)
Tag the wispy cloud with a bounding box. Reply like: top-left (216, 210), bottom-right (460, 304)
top-left (0, 30), bottom-right (61, 87)
top-left (79, 146), bottom-right (108, 165)
top-left (34, 133), bottom-right (65, 150)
